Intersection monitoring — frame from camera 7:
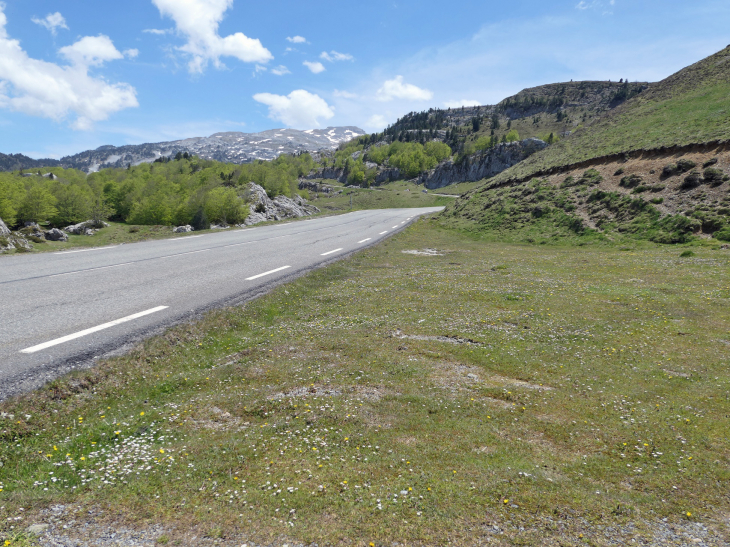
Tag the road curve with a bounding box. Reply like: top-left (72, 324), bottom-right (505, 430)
top-left (0, 207), bottom-right (441, 401)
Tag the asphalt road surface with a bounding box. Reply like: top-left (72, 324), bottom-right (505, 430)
top-left (0, 207), bottom-right (442, 401)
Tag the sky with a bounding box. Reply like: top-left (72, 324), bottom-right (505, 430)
top-left (0, 0), bottom-right (728, 159)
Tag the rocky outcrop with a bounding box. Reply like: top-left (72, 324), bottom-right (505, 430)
top-left (242, 183), bottom-right (320, 226)
top-left (416, 138), bottom-right (548, 189)
top-left (173, 225), bottom-right (193, 233)
top-left (64, 220), bottom-right (109, 236)
top-left (298, 180), bottom-right (334, 194)
top-left (305, 167), bottom-right (348, 183)
top-left (0, 217), bottom-right (9, 236)
top-left (375, 168), bottom-right (401, 184)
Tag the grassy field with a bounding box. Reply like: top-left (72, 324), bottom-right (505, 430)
top-left (310, 180), bottom-right (454, 211)
top-left (1, 220), bottom-right (729, 546)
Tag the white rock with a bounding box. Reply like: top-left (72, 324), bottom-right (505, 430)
top-left (173, 225), bottom-right (193, 233)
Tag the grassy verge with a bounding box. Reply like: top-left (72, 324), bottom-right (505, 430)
top-left (311, 180), bottom-right (453, 212)
top-left (1, 221), bottom-right (729, 545)
top-left (0, 222), bottom-right (224, 256)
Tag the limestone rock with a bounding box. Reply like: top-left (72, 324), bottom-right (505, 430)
top-left (0, 217), bottom-right (10, 236)
top-left (242, 182), bottom-right (320, 226)
top-left (64, 220), bottom-right (109, 235)
top-left (416, 138), bottom-right (548, 189)
top-left (173, 225), bottom-right (193, 233)
top-left (298, 180), bottom-right (333, 194)
top-left (375, 168), bottom-right (401, 184)
top-left (44, 228), bottom-right (68, 242)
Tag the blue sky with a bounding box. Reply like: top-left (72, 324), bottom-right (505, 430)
top-left (0, 0), bottom-right (728, 159)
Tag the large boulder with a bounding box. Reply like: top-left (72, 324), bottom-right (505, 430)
top-left (44, 228), bottom-right (68, 242)
top-left (242, 182), bottom-right (320, 226)
top-left (64, 220), bottom-right (109, 235)
top-left (173, 225), bottom-right (193, 233)
top-left (0, 217), bottom-right (10, 236)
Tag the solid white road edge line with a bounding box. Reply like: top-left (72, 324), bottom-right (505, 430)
top-left (20, 306), bottom-right (169, 354)
top-left (168, 235), bottom-right (204, 240)
top-left (55, 246), bottom-right (119, 255)
top-left (321, 248), bottom-right (343, 256)
top-left (358, 238), bottom-right (372, 243)
top-left (380, 231), bottom-right (388, 235)
top-left (246, 265), bottom-right (291, 281)
top-left (392, 226), bottom-right (399, 229)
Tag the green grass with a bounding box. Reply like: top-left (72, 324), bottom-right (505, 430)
top-left (311, 180), bottom-right (453, 211)
top-left (424, 180), bottom-right (483, 195)
top-left (2, 221), bottom-right (729, 545)
top-left (0, 222), bottom-right (220, 255)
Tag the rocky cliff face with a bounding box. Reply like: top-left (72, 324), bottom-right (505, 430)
top-left (0, 217), bottom-right (9, 236)
top-left (55, 127), bottom-right (365, 173)
top-left (416, 139), bottom-right (548, 189)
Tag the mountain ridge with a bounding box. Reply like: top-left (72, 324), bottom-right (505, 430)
top-left (0, 126), bottom-right (366, 174)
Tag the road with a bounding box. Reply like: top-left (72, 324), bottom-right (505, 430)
top-left (0, 207), bottom-right (442, 401)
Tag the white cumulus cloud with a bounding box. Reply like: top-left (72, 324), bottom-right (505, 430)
top-left (151, 0), bottom-right (272, 73)
top-left (31, 12), bottom-right (68, 35)
top-left (286, 36), bottom-right (307, 43)
top-left (444, 99), bottom-right (481, 108)
top-left (320, 50), bottom-right (353, 62)
top-left (303, 60), bottom-right (325, 74)
top-left (59, 35), bottom-right (124, 67)
top-left (0, 7), bottom-right (138, 130)
top-left (123, 48), bottom-right (140, 59)
top-left (253, 89), bottom-right (334, 128)
top-left (271, 65), bottom-right (291, 76)
top-left (376, 75), bottom-right (433, 102)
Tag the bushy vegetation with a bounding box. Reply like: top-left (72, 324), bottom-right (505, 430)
top-left (0, 154), bottom-right (316, 229)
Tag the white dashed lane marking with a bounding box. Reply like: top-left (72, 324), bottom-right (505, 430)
top-left (245, 265), bottom-right (291, 281)
top-left (21, 306), bottom-right (169, 354)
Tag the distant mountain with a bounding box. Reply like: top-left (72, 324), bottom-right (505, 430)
top-left (0, 152), bottom-right (60, 172)
top-left (57, 127), bottom-right (366, 173)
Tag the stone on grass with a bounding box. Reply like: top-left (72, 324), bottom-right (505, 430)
top-left (44, 228), bottom-right (68, 242)
top-left (173, 225), bottom-right (193, 233)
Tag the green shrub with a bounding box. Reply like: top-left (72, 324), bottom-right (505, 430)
top-left (681, 170), bottom-right (702, 189)
top-left (679, 250), bottom-right (695, 257)
top-left (650, 197), bottom-right (664, 204)
top-left (703, 167), bottom-right (724, 185)
top-left (677, 158), bottom-right (696, 173)
top-left (614, 168), bottom-right (624, 176)
top-left (714, 227), bottom-right (730, 241)
top-left (703, 158), bottom-right (718, 168)
top-left (662, 163), bottom-right (677, 177)
top-left (620, 174), bottom-right (643, 188)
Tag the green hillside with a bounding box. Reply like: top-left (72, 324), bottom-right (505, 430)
top-left (491, 45), bottom-right (730, 183)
